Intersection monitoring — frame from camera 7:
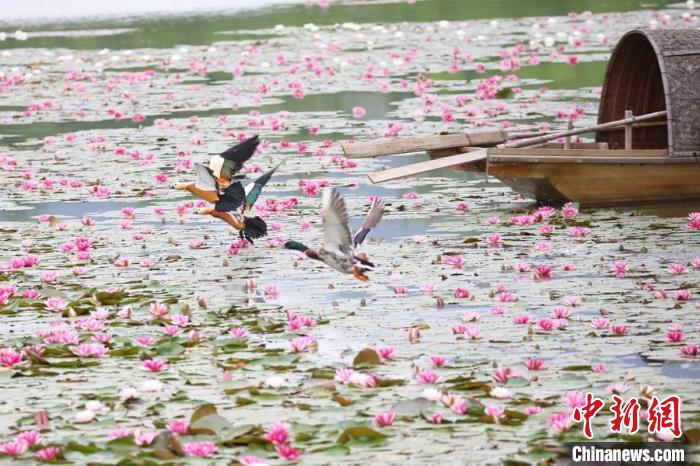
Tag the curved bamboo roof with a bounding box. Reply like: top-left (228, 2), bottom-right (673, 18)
top-left (597, 29), bottom-right (700, 157)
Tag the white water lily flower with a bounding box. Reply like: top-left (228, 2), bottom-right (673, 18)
top-left (75, 409), bottom-right (96, 423)
top-left (263, 376), bottom-right (287, 388)
top-left (422, 388), bottom-right (442, 401)
top-left (656, 428), bottom-right (677, 442)
top-left (348, 372), bottom-right (369, 386)
top-left (120, 388), bottom-right (140, 402)
top-left (86, 400), bottom-right (107, 412)
top-left (141, 379), bottom-right (164, 393)
top-left (490, 387), bottom-right (511, 399)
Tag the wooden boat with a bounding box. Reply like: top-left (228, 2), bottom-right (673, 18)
top-left (487, 146), bottom-right (700, 206)
top-left (352, 29), bottom-right (700, 207)
top-left (484, 29), bottom-right (700, 206)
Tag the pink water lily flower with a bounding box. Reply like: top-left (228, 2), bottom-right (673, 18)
top-left (16, 430), bottom-right (40, 446)
top-left (565, 391), bottom-right (586, 410)
top-left (591, 317), bottom-right (609, 329)
top-left (485, 405), bottom-right (505, 420)
top-left (182, 441), bottom-right (216, 457)
top-left (35, 446), bottom-right (61, 461)
top-left (549, 411), bottom-right (572, 432)
top-left (266, 421), bottom-right (290, 445)
top-left (417, 370), bottom-right (440, 384)
top-left (563, 296), bottom-right (581, 306)
top-left (533, 265), bottom-right (553, 281)
top-left (162, 325), bottom-right (181, 336)
top-left (525, 358), bottom-right (548, 370)
top-left (538, 318), bottom-right (556, 331)
top-left (526, 406), bottom-right (543, 415)
top-left (133, 430), bottom-right (157, 446)
top-left (463, 326), bottom-right (481, 340)
top-left (487, 234), bottom-right (502, 248)
top-left (610, 325), bottom-right (628, 335)
top-left (240, 455), bottom-right (267, 466)
top-left (40, 271), bottom-right (57, 283)
top-left (431, 355), bottom-right (448, 367)
top-left (149, 302), bottom-right (168, 318)
top-left (167, 421), bottom-right (189, 435)
top-left (374, 411), bottom-right (395, 427)
top-left (451, 400), bottom-right (469, 415)
top-left (352, 106), bottom-right (366, 118)
top-left (607, 382), bottom-right (629, 394)
top-left (142, 358), bottom-right (167, 372)
top-left (134, 336), bottom-right (154, 346)
top-left (44, 297), bottom-right (68, 312)
top-left (613, 261), bottom-right (628, 278)
top-left (71, 343), bottom-right (107, 358)
top-left (230, 327), bottom-right (248, 339)
top-left (497, 292), bottom-right (516, 302)
top-left (377, 347), bottom-right (395, 360)
top-left (668, 263), bottom-right (686, 274)
top-left (290, 336), bottom-right (316, 353)
top-left (492, 367), bottom-right (518, 384)
top-left (514, 261), bottom-right (530, 272)
top-left (276, 443), bottom-right (302, 461)
top-left (561, 202), bottom-right (578, 218)
top-left (1, 439), bottom-right (28, 457)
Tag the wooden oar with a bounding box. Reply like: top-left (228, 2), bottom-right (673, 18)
top-left (368, 149), bottom-right (488, 184)
top-left (367, 110), bottom-right (667, 184)
top-left (343, 129), bottom-right (508, 159)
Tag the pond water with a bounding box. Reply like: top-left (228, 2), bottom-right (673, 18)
top-left (0, 0), bottom-right (698, 464)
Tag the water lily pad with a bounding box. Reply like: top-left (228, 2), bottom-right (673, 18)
top-left (155, 342), bottom-right (185, 357)
top-left (337, 426), bottom-right (387, 444)
top-left (391, 398), bottom-right (433, 417)
top-left (190, 404), bottom-right (217, 424)
top-left (353, 348), bottom-right (380, 367)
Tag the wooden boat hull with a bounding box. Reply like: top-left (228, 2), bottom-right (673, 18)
top-left (486, 148), bottom-right (700, 206)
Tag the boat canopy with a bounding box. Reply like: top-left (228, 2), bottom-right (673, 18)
top-left (596, 29), bottom-right (700, 157)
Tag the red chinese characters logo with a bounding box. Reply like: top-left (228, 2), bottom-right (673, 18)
top-left (609, 395), bottom-right (640, 434)
top-left (572, 393), bottom-right (604, 439)
top-left (572, 393), bottom-right (682, 439)
top-left (647, 395), bottom-right (682, 438)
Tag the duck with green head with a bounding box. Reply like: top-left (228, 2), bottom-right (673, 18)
top-left (285, 188), bottom-right (385, 281)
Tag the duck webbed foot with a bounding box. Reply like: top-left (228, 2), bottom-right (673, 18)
top-left (351, 266), bottom-right (370, 282)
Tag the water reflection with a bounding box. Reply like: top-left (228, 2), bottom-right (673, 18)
top-left (0, 0), bottom-right (677, 50)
